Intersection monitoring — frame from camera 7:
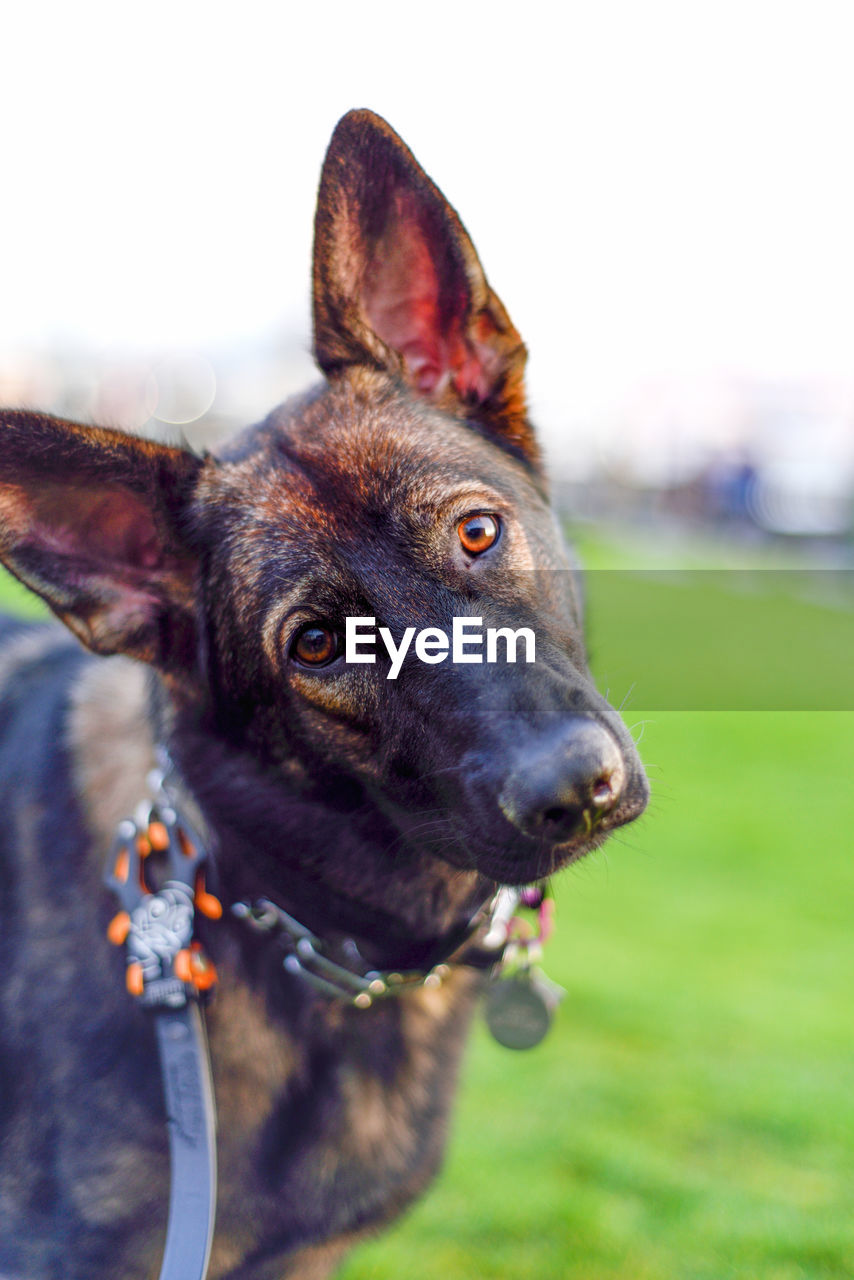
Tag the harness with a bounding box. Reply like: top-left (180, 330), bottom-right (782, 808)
top-left (104, 754), bottom-right (562, 1280)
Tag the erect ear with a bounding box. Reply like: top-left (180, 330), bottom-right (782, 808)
top-left (0, 411), bottom-right (203, 670)
top-left (312, 109), bottom-right (538, 467)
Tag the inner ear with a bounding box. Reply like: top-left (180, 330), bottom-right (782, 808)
top-left (362, 188), bottom-right (471, 397)
top-left (27, 485), bottom-right (170, 573)
top-left (3, 478), bottom-right (198, 667)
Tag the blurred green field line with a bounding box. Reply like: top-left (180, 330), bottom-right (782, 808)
top-left (583, 570), bottom-right (854, 711)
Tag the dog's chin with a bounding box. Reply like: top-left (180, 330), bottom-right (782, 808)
top-left (407, 819), bottom-right (608, 887)
top-left (483, 828), bottom-right (617, 885)
top-left (399, 791), bottom-right (648, 886)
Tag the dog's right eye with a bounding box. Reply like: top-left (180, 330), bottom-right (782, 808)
top-left (291, 624), bottom-right (341, 668)
top-left (458, 513), bottom-right (500, 556)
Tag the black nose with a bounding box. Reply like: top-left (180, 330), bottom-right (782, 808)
top-left (499, 718), bottom-right (625, 843)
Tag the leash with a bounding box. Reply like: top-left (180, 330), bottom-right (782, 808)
top-left (103, 758), bottom-right (564, 1279)
top-left (104, 770), bottom-right (220, 1280)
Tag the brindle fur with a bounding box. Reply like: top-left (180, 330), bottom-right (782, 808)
top-left (0, 111), bottom-right (648, 1278)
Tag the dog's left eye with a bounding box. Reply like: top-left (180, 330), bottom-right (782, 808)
top-left (291, 624), bottom-right (341, 668)
top-left (458, 513), bottom-right (500, 556)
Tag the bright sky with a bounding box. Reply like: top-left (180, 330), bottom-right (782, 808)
top-left (3, 1), bottom-right (854, 466)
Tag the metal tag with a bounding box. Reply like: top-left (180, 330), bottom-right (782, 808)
top-left (484, 971), bottom-right (562, 1050)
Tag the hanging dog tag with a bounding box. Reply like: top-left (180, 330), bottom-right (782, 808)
top-left (484, 969), bottom-right (564, 1050)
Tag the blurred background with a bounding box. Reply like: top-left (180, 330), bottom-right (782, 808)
top-left (4, 1), bottom-right (854, 555)
top-left (1, 2), bottom-right (852, 1277)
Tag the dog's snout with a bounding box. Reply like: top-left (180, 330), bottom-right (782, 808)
top-left (499, 719), bottom-right (626, 843)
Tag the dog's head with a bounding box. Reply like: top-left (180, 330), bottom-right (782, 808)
top-left (0, 110), bottom-right (647, 890)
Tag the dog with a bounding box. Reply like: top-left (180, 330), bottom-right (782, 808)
top-left (0, 109), bottom-right (649, 1279)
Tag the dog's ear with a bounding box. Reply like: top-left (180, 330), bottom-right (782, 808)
top-left (313, 109), bottom-right (538, 467)
top-left (0, 412), bottom-right (202, 670)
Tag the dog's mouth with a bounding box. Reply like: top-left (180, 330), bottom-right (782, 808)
top-left (390, 773), bottom-right (650, 886)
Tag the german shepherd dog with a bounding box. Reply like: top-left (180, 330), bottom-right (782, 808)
top-left (0, 111), bottom-right (648, 1278)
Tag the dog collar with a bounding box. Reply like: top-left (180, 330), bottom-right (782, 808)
top-left (230, 885), bottom-right (521, 1007)
top-left (229, 886), bottom-right (565, 1051)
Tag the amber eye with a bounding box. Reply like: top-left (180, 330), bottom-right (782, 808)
top-left (292, 624), bottom-right (340, 668)
top-left (457, 513), bottom-right (500, 556)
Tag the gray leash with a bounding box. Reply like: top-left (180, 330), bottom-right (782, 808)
top-left (156, 1005), bottom-right (217, 1280)
top-left (104, 778), bottom-right (219, 1280)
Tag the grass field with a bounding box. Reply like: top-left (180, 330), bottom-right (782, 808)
top-left (1, 536), bottom-right (852, 1279)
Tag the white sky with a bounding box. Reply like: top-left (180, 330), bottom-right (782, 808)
top-left (3, 0), bottom-right (854, 467)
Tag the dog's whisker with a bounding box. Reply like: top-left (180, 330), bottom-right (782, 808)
top-left (618, 683), bottom-right (637, 712)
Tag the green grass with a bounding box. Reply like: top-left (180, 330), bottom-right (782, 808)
top-left (1, 539), bottom-right (852, 1279)
top-left (0, 569), bottom-right (49, 619)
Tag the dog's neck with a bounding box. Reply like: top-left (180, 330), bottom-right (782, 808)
top-left (146, 669), bottom-right (495, 969)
